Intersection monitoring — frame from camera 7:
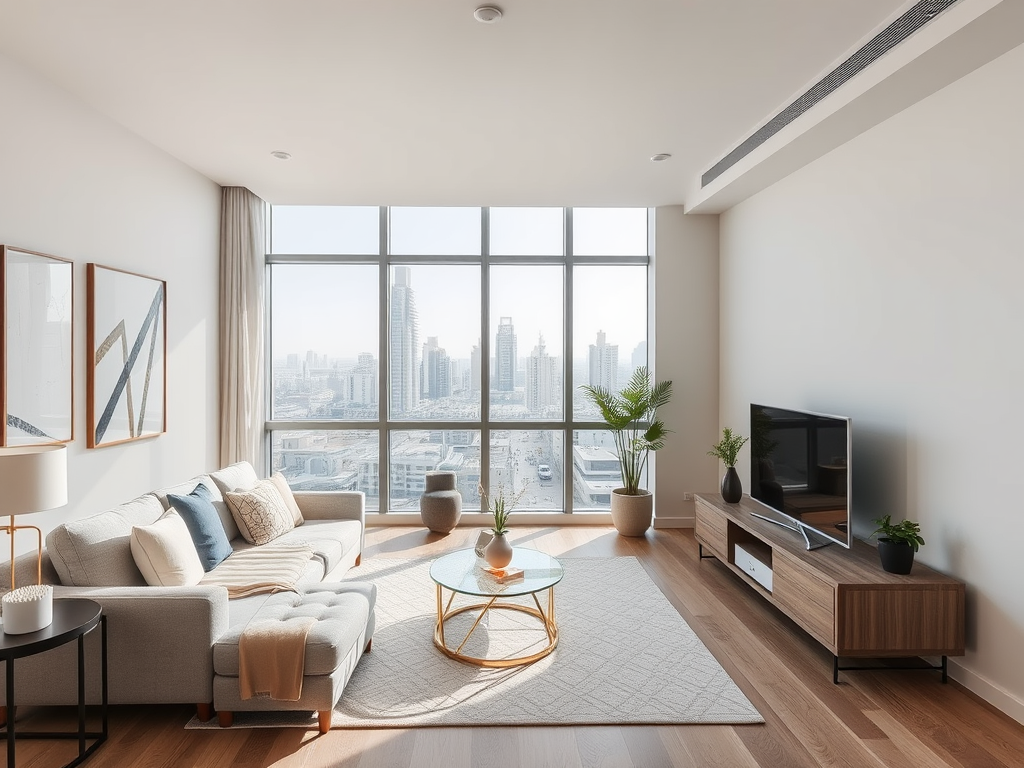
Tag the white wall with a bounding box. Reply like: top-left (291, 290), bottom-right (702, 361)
top-left (719, 43), bottom-right (1024, 722)
top-left (653, 207), bottom-right (719, 526)
top-left (0, 53), bottom-right (221, 556)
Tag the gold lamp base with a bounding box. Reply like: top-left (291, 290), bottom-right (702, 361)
top-left (4, 515), bottom-right (45, 591)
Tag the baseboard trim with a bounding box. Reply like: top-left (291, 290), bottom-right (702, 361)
top-left (654, 516), bottom-right (694, 529)
top-left (947, 658), bottom-right (1024, 726)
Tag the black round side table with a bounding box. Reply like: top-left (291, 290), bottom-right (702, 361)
top-left (0, 598), bottom-right (107, 768)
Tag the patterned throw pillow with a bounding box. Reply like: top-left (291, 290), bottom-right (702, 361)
top-left (225, 478), bottom-right (295, 546)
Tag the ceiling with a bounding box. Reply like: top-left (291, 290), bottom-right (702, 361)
top-left (0, 0), bottom-right (908, 207)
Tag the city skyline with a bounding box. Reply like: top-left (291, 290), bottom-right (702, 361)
top-left (271, 263), bottom-right (646, 363)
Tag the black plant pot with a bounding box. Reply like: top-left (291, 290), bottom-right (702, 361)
top-left (721, 466), bottom-right (742, 503)
top-left (877, 539), bottom-right (915, 574)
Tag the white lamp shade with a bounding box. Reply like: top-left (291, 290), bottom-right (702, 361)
top-left (0, 445), bottom-right (68, 516)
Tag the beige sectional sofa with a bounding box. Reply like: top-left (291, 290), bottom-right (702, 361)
top-left (0, 461), bottom-right (369, 716)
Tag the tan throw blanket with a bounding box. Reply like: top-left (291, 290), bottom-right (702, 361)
top-left (200, 543), bottom-right (315, 599)
top-left (238, 616), bottom-right (317, 701)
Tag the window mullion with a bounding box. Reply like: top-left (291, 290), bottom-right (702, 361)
top-left (378, 205), bottom-right (390, 512)
top-left (480, 207), bottom-right (491, 511)
top-left (563, 206), bottom-right (574, 515)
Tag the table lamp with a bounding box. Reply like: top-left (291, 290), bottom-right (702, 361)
top-left (0, 444), bottom-right (68, 633)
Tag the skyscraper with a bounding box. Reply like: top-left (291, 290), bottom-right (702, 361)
top-left (632, 341), bottom-right (647, 371)
top-left (421, 336), bottom-right (452, 400)
top-left (526, 334), bottom-right (556, 413)
top-left (588, 330), bottom-right (618, 391)
top-left (350, 352), bottom-right (377, 406)
top-left (390, 266), bottom-right (418, 414)
top-left (470, 342), bottom-right (481, 393)
top-left (494, 316), bottom-right (517, 392)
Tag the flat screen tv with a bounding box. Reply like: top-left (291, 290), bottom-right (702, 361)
top-left (750, 404), bottom-right (851, 549)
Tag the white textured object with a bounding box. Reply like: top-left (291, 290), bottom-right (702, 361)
top-left (188, 557), bottom-right (762, 729)
top-left (2, 584), bottom-right (53, 634)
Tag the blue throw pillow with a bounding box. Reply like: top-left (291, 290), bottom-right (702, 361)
top-left (168, 483), bottom-right (232, 572)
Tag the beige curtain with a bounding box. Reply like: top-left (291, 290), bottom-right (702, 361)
top-left (219, 187), bottom-right (266, 467)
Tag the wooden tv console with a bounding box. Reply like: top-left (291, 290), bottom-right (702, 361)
top-left (694, 493), bottom-right (965, 683)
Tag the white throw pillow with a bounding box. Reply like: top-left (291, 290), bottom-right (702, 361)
top-left (225, 478), bottom-right (295, 545)
top-left (130, 510), bottom-right (205, 587)
top-left (270, 472), bottom-right (304, 526)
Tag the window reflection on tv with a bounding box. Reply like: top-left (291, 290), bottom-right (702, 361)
top-left (750, 404), bottom-right (851, 548)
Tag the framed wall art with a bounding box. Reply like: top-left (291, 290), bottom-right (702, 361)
top-left (1, 245), bottom-right (74, 446)
top-left (87, 263), bottom-right (166, 448)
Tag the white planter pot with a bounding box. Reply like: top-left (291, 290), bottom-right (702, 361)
top-left (610, 489), bottom-right (653, 537)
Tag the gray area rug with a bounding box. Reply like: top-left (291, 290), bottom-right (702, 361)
top-left (187, 556), bottom-right (762, 729)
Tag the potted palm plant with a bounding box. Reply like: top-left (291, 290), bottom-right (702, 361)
top-left (579, 366), bottom-right (672, 537)
top-left (871, 514), bottom-right (925, 574)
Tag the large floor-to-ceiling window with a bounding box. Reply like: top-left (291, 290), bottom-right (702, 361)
top-left (266, 206), bottom-right (651, 515)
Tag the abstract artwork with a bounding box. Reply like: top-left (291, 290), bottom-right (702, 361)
top-left (1, 245), bottom-right (74, 446)
top-left (87, 264), bottom-right (166, 448)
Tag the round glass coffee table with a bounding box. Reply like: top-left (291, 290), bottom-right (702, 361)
top-left (430, 548), bottom-right (563, 668)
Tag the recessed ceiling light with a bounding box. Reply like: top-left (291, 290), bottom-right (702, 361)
top-left (474, 6), bottom-right (503, 23)
top-left (270, 150), bottom-right (292, 160)
top-left (650, 153), bottom-right (672, 162)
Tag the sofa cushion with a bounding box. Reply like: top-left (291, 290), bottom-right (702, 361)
top-left (270, 472), bottom-right (304, 526)
top-left (210, 461), bottom-right (260, 496)
top-left (45, 493), bottom-right (165, 586)
top-left (168, 483), bottom-right (233, 572)
top-left (130, 510), bottom-right (206, 587)
top-left (225, 478), bottom-right (295, 545)
top-left (214, 582), bottom-right (376, 677)
top-left (210, 462), bottom-right (261, 540)
top-left (230, 519), bottom-right (361, 575)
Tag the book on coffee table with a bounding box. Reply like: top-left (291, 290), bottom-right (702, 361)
top-left (481, 565), bottom-right (524, 582)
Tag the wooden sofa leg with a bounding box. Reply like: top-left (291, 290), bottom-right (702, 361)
top-left (318, 710), bottom-right (332, 734)
top-left (218, 711), bottom-right (234, 728)
top-left (355, 554), bottom-right (361, 567)
top-left (196, 702), bottom-right (213, 721)
top-left (364, 638), bottom-right (372, 653)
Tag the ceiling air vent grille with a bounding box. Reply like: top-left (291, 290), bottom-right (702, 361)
top-left (701, 0), bottom-right (962, 188)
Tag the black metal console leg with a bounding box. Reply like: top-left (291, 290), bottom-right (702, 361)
top-left (942, 655), bottom-right (948, 683)
top-left (698, 543), bottom-right (716, 560)
top-left (833, 656), bottom-right (840, 684)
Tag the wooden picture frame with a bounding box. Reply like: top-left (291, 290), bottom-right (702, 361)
top-left (86, 263), bottom-right (166, 448)
top-left (1, 245), bottom-right (74, 446)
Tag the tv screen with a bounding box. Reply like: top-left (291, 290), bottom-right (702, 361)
top-left (750, 404), bottom-right (851, 548)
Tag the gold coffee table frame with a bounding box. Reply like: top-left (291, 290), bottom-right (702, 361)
top-left (430, 548), bottom-right (563, 668)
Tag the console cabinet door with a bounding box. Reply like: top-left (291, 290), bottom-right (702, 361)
top-left (772, 553), bottom-right (836, 648)
top-left (695, 499), bottom-right (727, 559)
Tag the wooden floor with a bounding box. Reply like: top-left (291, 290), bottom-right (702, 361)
top-left (8, 526), bottom-right (1024, 768)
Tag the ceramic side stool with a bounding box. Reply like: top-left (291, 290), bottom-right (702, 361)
top-left (420, 471), bottom-right (462, 534)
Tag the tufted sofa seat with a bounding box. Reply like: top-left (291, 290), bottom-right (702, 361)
top-left (212, 582), bottom-right (377, 732)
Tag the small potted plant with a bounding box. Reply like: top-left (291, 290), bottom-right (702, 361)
top-left (708, 428), bottom-right (748, 503)
top-left (478, 480), bottom-right (529, 568)
top-left (871, 514), bottom-right (925, 574)
top-left (579, 366), bottom-right (672, 537)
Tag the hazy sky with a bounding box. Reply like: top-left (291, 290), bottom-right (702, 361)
top-left (270, 207), bottom-right (648, 362)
